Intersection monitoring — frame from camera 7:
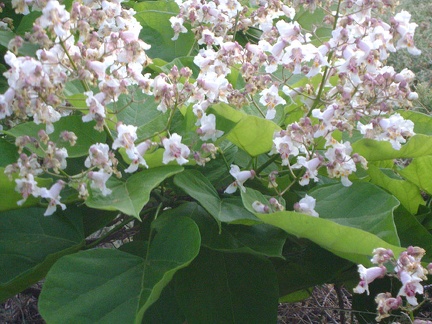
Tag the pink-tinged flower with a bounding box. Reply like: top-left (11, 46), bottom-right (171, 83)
top-left (83, 91), bottom-right (106, 122)
top-left (375, 293), bottom-right (402, 322)
top-left (259, 85), bottom-right (286, 120)
top-left (353, 265), bottom-right (387, 295)
top-left (162, 133), bottom-right (190, 165)
top-left (15, 174), bottom-right (41, 205)
top-left (398, 270), bottom-right (424, 306)
top-left (377, 113), bottom-right (415, 150)
top-left (324, 141), bottom-right (357, 187)
top-left (40, 180), bottom-right (66, 216)
top-left (371, 248), bottom-right (394, 265)
top-left (252, 201), bottom-right (269, 214)
top-left (224, 164), bottom-right (255, 194)
top-left (112, 124), bottom-right (138, 159)
top-left (292, 156), bottom-right (322, 186)
top-left (170, 16), bottom-right (187, 41)
top-left (85, 143), bottom-right (111, 169)
top-left (197, 113), bottom-right (224, 141)
top-left (271, 135), bottom-right (300, 166)
top-left (294, 195), bottom-right (319, 217)
top-left (39, 0), bottom-right (71, 38)
top-left (88, 170), bottom-right (112, 196)
top-left (125, 140), bottom-right (151, 173)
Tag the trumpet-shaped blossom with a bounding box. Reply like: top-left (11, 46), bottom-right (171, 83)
top-left (294, 194), bottom-right (319, 217)
top-left (88, 170), bottom-right (112, 196)
top-left (40, 180), bottom-right (66, 216)
top-left (224, 164), bottom-right (255, 194)
top-left (162, 133), bottom-right (190, 165)
top-left (353, 265), bottom-right (387, 295)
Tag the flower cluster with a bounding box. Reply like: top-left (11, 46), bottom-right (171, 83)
top-left (354, 247), bottom-right (432, 322)
top-left (0, 0), bottom-right (423, 217)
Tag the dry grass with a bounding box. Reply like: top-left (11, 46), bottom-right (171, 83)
top-left (0, 284), bottom-right (44, 324)
top-left (278, 285), bottom-right (359, 324)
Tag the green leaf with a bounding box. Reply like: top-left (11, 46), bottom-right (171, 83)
top-left (0, 137), bottom-right (19, 167)
top-left (85, 166), bottom-right (183, 219)
top-left (133, 1), bottom-right (196, 62)
top-left (5, 115), bottom-right (106, 158)
top-left (311, 182), bottom-right (400, 245)
top-left (0, 207), bottom-right (84, 302)
top-left (394, 206), bottom-right (432, 262)
top-left (256, 211), bottom-right (404, 265)
top-left (39, 217), bottom-right (200, 323)
top-left (274, 241), bottom-right (355, 297)
top-left (175, 249), bottom-right (279, 323)
top-left (111, 89), bottom-right (168, 138)
top-left (173, 170), bottom-right (261, 225)
top-left (399, 156), bottom-right (432, 195)
top-left (208, 103), bottom-right (281, 156)
top-left (161, 202), bottom-right (286, 257)
top-left (0, 167), bottom-right (52, 212)
top-left (367, 164), bottom-right (424, 214)
top-left (352, 135), bottom-right (432, 161)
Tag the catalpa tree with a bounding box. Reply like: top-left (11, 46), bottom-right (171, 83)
top-left (0, 0), bottom-right (431, 322)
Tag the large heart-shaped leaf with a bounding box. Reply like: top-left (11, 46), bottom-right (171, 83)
top-left (353, 135), bottom-right (432, 161)
top-left (0, 207), bottom-right (84, 302)
top-left (39, 216), bottom-right (200, 323)
top-left (133, 1), bottom-right (196, 62)
top-left (174, 248), bottom-right (279, 323)
top-left (85, 166), bottom-right (183, 219)
top-left (310, 182), bottom-right (400, 245)
top-left (256, 211), bottom-right (404, 265)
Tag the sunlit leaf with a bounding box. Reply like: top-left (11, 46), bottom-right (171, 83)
top-left (256, 211), bottom-right (404, 265)
top-left (311, 182), bottom-right (401, 245)
top-left (86, 166), bottom-right (183, 219)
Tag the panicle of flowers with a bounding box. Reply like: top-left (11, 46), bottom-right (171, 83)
top-left (354, 246), bottom-right (432, 322)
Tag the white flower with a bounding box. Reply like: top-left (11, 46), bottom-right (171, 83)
top-left (162, 133), bottom-right (190, 165)
top-left (252, 201), bottom-right (269, 214)
top-left (15, 174), bottom-right (41, 205)
top-left (88, 170), bottom-right (112, 196)
top-left (112, 124), bottom-right (138, 159)
top-left (292, 156), bottom-right (321, 186)
top-left (40, 180), bottom-right (66, 216)
top-left (170, 16), bottom-right (187, 41)
top-left (197, 113), bottom-right (224, 141)
top-left (83, 91), bottom-right (106, 122)
top-left (125, 141), bottom-right (151, 173)
top-left (294, 195), bottom-right (319, 217)
top-left (85, 143), bottom-right (111, 169)
top-left (259, 85), bottom-right (286, 120)
top-left (224, 165), bottom-right (255, 194)
top-left (397, 270), bottom-right (424, 306)
top-left (353, 265), bottom-right (387, 295)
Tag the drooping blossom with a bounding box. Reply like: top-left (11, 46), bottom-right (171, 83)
top-left (294, 194), bottom-right (319, 217)
top-left (224, 164), bottom-right (255, 194)
top-left (162, 133), bottom-right (190, 165)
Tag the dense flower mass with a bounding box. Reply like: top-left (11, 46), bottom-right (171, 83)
top-left (0, 0), bottom-right (422, 219)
